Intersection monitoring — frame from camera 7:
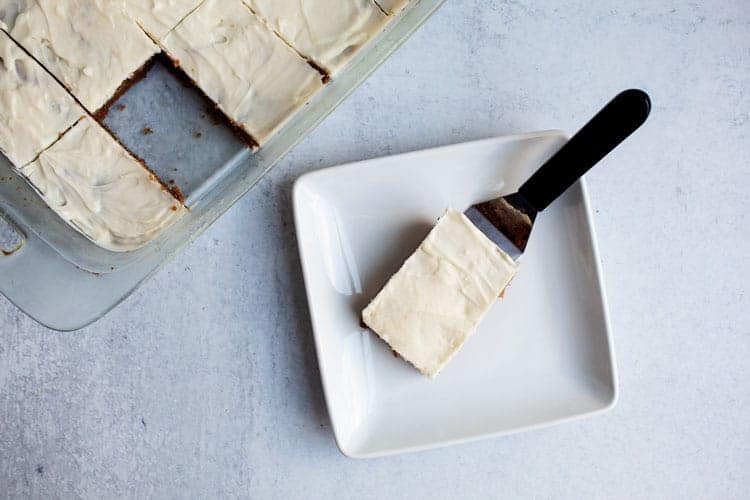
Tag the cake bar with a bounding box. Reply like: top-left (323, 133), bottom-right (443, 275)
top-left (0, 30), bottom-right (84, 168)
top-left (362, 208), bottom-right (518, 377)
top-left (162, 0), bottom-right (324, 145)
top-left (0, 0), bottom-right (159, 112)
top-left (119, 0), bottom-right (203, 41)
top-left (242, 0), bottom-right (389, 75)
top-left (21, 116), bottom-right (186, 252)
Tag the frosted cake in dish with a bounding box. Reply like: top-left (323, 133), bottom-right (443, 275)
top-left (0, 0), bottom-right (411, 252)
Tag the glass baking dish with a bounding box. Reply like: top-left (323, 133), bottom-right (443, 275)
top-left (0, 0), bottom-right (446, 331)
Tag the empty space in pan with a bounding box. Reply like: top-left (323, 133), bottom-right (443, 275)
top-left (100, 60), bottom-right (252, 207)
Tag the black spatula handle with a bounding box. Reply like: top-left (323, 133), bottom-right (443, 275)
top-left (518, 89), bottom-right (651, 212)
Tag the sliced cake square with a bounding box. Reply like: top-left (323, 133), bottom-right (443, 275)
top-left (119, 0), bottom-right (202, 41)
top-left (1, 0), bottom-right (159, 112)
top-left (362, 208), bottom-right (518, 378)
top-left (0, 30), bottom-right (84, 168)
top-left (242, 0), bottom-right (389, 75)
top-left (21, 116), bottom-right (186, 252)
top-left (162, 0), bottom-right (324, 145)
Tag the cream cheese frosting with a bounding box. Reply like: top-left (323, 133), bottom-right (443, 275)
top-left (162, 0), bottom-right (323, 144)
top-left (120, 0), bottom-right (202, 41)
top-left (0, 30), bottom-right (83, 168)
top-left (362, 208), bottom-right (518, 378)
top-left (375, 0), bottom-right (409, 15)
top-left (1, 0), bottom-right (159, 112)
top-left (21, 116), bottom-right (186, 252)
top-left (242, 0), bottom-right (389, 75)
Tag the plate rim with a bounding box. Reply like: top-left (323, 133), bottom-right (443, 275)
top-left (293, 131), bottom-right (618, 458)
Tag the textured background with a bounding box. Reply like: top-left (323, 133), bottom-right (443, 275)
top-left (1, 0), bottom-right (748, 498)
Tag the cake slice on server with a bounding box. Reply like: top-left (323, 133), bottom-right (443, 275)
top-left (362, 208), bottom-right (518, 378)
top-left (162, 0), bottom-right (324, 145)
top-left (242, 0), bottom-right (389, 75)
top-left (22, 117), bottom-right (187, 252)
top-left (0, 0), bottom-right (159, 112)
top-left (0, 30), bottom-right (84, 168)
top-left (119, 0), bottom-right (203, 42)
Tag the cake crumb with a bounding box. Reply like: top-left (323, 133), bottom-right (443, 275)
top-left (194, 132), bottom-right (202, 139)
top-left (116, 103), bottom-right (126, 111)
top-left (169, 186), bottom-right (185, 203)
top-left (142, 127), bottom-right (153, 135)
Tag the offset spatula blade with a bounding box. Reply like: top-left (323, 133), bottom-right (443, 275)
top-left (466, 89), bottom-right (651, 260)
top-left (465, 193), bottom-right (537, 260)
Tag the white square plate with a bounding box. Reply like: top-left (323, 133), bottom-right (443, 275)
top-left (293, 132), bottom-right (617, 458)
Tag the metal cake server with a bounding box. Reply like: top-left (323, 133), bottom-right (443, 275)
top-left (466, 89), bottom-right (651, 260)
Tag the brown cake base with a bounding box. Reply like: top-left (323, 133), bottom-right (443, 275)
top-left (93, 58), bottom-right (156, 121)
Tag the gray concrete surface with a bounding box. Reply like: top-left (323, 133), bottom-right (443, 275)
top-left (1, 0), bottom-right (748, 498)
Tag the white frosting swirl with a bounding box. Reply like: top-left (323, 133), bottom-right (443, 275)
top-left (0, 30), bottom-right (83, 167)
top-left (119, 0), bottom-right (202, 41)
top-left (162, 0), bottom-right (323, 144)
top-left (242, 0), bottom-right (389, 74)
top-left (21, 117), bottom-right (186, 252)
top-left (1, 0), bottom-right (158, 111)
